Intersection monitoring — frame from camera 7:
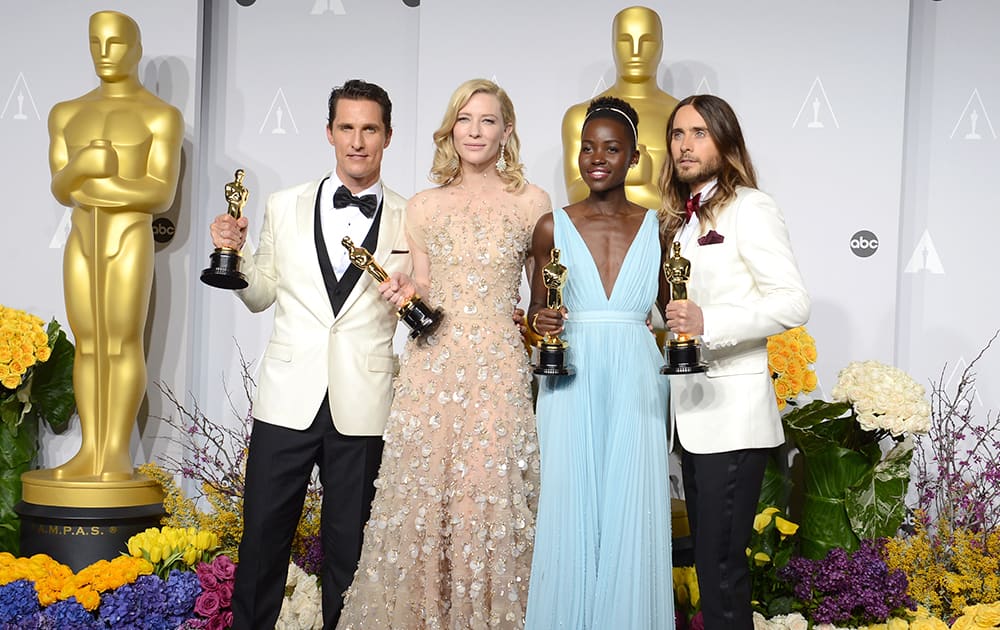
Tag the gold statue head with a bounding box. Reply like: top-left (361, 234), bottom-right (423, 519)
top-left (429, 78), bottom-right (525, 192)
top-left (89, 11), bottom-right (142, 82)
top-left (612, 6), bottom-right (663, 83)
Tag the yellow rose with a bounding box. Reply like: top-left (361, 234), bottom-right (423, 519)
top-left (909, 618), bottom-right (949, 630)
top-left (971, 603), bottom-right (1000, 628)
top-left (887, 617), bottom-right (909, 630)
top-left (1, 375), bottom-right (20, 389)
top-left (770, 353), bottom-right (789, 374)
top-left (36, 345), bottom-right (51, 362)
top-left (804, 371), bottom-right (818, 391)
top-left (77, 588), bottom-right (101, 611)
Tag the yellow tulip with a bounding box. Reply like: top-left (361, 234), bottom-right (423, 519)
top-left (183, 547), bottom-right (198, 566)
top-left (149, 545), bottom-right (162, 564)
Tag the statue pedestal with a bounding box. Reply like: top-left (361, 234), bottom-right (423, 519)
top-left (16, 470), bottom-right (164, 571)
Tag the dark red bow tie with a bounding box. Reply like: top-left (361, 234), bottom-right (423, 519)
top-left (684, 192), bottom-right (702, 224)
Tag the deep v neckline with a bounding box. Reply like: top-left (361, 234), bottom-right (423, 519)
top-left (560, 209), bottom-right (652, 301)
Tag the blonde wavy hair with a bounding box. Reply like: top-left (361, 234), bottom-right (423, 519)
top-left (429, 79), bottom-right (526, 192)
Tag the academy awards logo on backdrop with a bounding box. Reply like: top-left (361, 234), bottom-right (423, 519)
top-left (259, 88), bottom-right (299, 135)
top-left (590, 76), bottom-right (609, 97)
top-left (793, 76), bottom-right (839, 130)
top-left (850, 230), bottom-right (879, 258)
top-left (945, 357), bottom-right (985, 407)
top-left (310, 0), bottom-right (346, 14)
top-left (694, 77), bottom-right (714, 96)
top-left (950, 88), bottom-right (996, 141)
top-left (1, 72), bottom-right (41, 121)
top-left (903, 229), bottom-right (945, 275)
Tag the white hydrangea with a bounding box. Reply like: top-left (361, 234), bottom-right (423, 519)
top-left (275, 561), bottom-right (324, 630)
top-left (831, 360), bottom-right (931, 436)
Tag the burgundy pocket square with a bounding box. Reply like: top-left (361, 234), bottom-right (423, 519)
top-left (698, 230), bottom-right (725, 246)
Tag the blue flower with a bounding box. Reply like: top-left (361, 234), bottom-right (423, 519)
top-left (0, 580), bottom-right (40, 624)
top-left (40, 598), bottom-right (102, 629)
top-left (163, 569), bottom-right (202, 628)
top-left (98, 574), bottom-right (170, 630)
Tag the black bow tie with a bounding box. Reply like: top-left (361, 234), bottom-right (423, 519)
top-left (332, 185), bottom-right (378, 219)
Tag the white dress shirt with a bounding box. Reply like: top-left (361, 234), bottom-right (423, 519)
top-left (319, 177), bottom-right (382, 280)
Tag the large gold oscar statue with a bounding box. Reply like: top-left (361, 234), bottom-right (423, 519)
top-left (23, 10), bottom-right (182, 510)
top-left (561, 6), bottom-right (678, 209)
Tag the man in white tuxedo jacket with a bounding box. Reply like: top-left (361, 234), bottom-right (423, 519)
top-left (209, 80), bottom-right (410, 630)
top-left (659, 95), bottom-right (810, 630)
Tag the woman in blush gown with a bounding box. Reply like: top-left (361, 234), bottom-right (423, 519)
top-left (337, 79), bottom-right (551, 630)
top-left (524, 96), bottom-right (674, 630)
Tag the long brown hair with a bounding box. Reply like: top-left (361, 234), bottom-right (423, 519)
top-left (657, 94), bottom-right (757, 238)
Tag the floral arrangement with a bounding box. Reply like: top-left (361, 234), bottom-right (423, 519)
top-left (672, 566), bottom-right (702, 630)
top-left (0, 551), bottom-right (201, 629)
top-left (885, 333), bottom-right (1000, 622)
top-left (127, 526), bottom-right (222, 579)
top-left (749, 507), bottom-right (800, 617)
top-left (275, 561), bottom-right (323, 630)
top-left (778, 538), bottom-right (915, 627)
top-left (189, 554), bottom-right (236, 629)
top-left (831, 360), bottom-right (932, 436)
top-left (767, 326), bottom-right (818, 410)
top-left (886, 517), bottom-right (1000, 622)
top-left (0, 305), bottom-right (75, 554)
top-left (782, 359), bottom-right (929, 558)
top-left (143, 349), bottom-right (322, 570)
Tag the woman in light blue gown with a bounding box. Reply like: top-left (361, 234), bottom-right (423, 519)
top-left (524, 97), bottom-right (674, 629)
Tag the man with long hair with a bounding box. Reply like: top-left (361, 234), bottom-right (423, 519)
top-left (658, 94), bottom-right (810, 630)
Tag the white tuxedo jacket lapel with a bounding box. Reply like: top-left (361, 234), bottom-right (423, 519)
top-left (295, 179), bottom-right (335, 324)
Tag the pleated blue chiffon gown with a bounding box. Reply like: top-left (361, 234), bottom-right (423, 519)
top-left (525, 208), bottom-right (674, 630)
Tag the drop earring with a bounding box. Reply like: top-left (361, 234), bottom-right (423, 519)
top-left (495, 142), bottom-right (507, 173)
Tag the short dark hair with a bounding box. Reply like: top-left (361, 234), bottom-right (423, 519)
top-left (327, 79), bottom-right (392, 131)
top-left (584, 96), bottom-right (639, 153)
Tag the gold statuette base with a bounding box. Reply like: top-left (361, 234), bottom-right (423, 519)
top-left (21, 468), bottom-right (164, 508)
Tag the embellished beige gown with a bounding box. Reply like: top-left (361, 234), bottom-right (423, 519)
top-left (337, 182), bottom-right (551, 630)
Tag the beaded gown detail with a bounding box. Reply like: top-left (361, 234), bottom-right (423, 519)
top-left (524, 208), bottom-right (674, 629)
top-left (337, 183), bottom-right (551, 630)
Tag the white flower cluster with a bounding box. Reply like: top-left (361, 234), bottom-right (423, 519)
top-left (275, 561), bottom-right (324, 630)
top-left (831, 360), bottom-right (931, 436)
top-left (753, 612), bottom-right (809, 630)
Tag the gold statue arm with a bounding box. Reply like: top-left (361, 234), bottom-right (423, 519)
top-left (561, 106), bottom-right (591, 205)
top-left (49, 105), bottom-right (184, 213)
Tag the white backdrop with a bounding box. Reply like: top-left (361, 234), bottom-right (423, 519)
top-left (0, 0), bottom-right (995, 480)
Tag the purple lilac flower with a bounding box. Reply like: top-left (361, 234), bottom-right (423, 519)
top-left (0, 580), bottom-right (40, 624)
top-left (779, 538), bottom-right (916, 625)
top-left (292, 533), bottom-right (323, 576)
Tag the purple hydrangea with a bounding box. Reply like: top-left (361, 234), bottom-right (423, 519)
top-left (98, 573), bottom-right (169, 630)
top-left (0, 580), bottom-right (40, 624)
top-left (778, 538), bottom-right (915, 625)
top-left (39, 598), bottom-right (102, 629)
top-left (164, 569), bottom-right (202, 628)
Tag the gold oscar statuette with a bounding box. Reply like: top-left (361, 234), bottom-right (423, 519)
top-left (201, 168), bottom-right (250, 289)
top-left (534, 248), bottom-right (574, 376)
top-left (341, 236), bottom-right (443, 339)
top-left (661, 241), bottom-right (707, 374)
